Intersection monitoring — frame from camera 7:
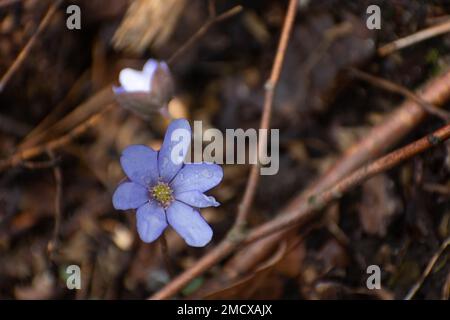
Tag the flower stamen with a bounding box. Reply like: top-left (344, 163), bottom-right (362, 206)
top-left (151, 182), bottom-right (173, 208)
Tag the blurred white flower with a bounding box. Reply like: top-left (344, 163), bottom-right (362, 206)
top-left (113, 59), bottom-right (174, 119)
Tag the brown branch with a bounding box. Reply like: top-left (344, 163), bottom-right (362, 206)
top-left (235, 0), bottom-right (297, 229)
top-left (0, 104), bottom-right (114, 172)
top-left (150, 0), bottom-right (298, 299)
top-left (304, 69), bottom-right (450, 199)
top-left (48, 151), bottom-right (63, 260)
top-left (0, 0), bottom-right (62, 92)
top-left (348, 67), bottom-right (450, 121)
top-left (378, 19), bottom-right (450, 57)
top-left (166, 4), bottom-right (243, 65)
top-left (405, 237), bottom-right (450, 300)
top-left (20, 157), bottom-right (60, 170)
top-left (18, 70), bottom-right (92, 150)
top-left (18, 86), bottom-right (114, 151)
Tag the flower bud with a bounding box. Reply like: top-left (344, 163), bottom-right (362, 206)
top-left (113, 59), bottom-right (174, 119)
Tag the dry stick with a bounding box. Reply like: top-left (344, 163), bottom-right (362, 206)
top-left (378, 19), bottom-right (450, 57)
top-left (0, 104), bottom-right (114, 172)
top-left (152, 123), bottom-right (450, 300)
top-left (405, 237), bottom-right (450, 300)
top-left (150, 0), bottom-right (298, 299)
top-left (0, 0), bottom-right (62, 92)
top-left (0, 87), bottom-right (114, 173)
top-left (0, 2), bottom-right (242, 173)
top-left (20, 157), bottom-right (59, 169)
top-left (166, 4), bottom-right (243, 65)
top-left (151, 68), bottom-right (450, 299)
top-left (423, 182), bottom-right (450, 195)
top-left (215, 69), bottom-right (450, 290)
top-left (24, 86), bottom-right (114, 148)
top-left (304, 69), bottom-right (450, 200)
top-left (48, 151), bottom-right (63, 259)
top-left (235, 0), bottom-right (297, 228)
top-left (245, 124), bottom-right (450, 243)
top-left (348, 68), bottom-right (450, 121)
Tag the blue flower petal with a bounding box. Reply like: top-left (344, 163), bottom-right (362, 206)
top-left (158, 119), bottom-right (191, 182)
top-left (170, 163), bottom-right (223, 193)
top-left (112, 182), bottom-right (149, 210)
top-left (120, 145), bottom-right (159, 187)
top-left (166, 201), bottom-right (213, 247)
top-left (136, 201), bottom-right (168, 243)
top-left (112, 86), bottom-right (126, 95)
top-left (174, 190), bottom-right (220, 208)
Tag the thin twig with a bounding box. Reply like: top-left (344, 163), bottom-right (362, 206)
top-left (17, 86), bottom-right (114, 153)
top-left (378, 19), bottom-right (450, 56)
top-left (166, 4), bottom-right (243, 65)
top-left (18, 70), bottom-right (92, 150)
top-left (151, 122), bottom-right (450, 299)
top-left (234, 0), bottom-right (297, 229)
top-left (423, 182), bottom-right (450, 195)
top-left (0, 0), bottom-right (62, 92)
top-left (303, 69), bottom-right (450, 201)
top-left (20, 157), bottom-right (60, 169)
top-left (0, 104), bottom-right (114, 172)
top-left (405, 237), bottom-right (450, 300)
top-left (348, 67), bottom-right (450, 121)
top-left (48, 151), bottom-right (63, 260)
top-left (207, 0), bottom-right (216, 18)
top-left (150, 0), bottom-right (298, 299)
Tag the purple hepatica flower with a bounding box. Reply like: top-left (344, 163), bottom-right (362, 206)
top-left (112, 119), bottom-right (223, 247)
top-left (113, 59), bottom-right (174, 119)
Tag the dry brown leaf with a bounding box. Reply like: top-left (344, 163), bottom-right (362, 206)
top-left (112, 0), bottom-right (186, 53)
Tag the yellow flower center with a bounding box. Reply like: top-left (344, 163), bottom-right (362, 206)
top-left (151, 182), bottom-right (173, 207)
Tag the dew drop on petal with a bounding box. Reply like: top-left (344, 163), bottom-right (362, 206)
top-left (201, 169), bottom-right (213, 178)
top-left (143, 176), bottom-right (152, 186)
